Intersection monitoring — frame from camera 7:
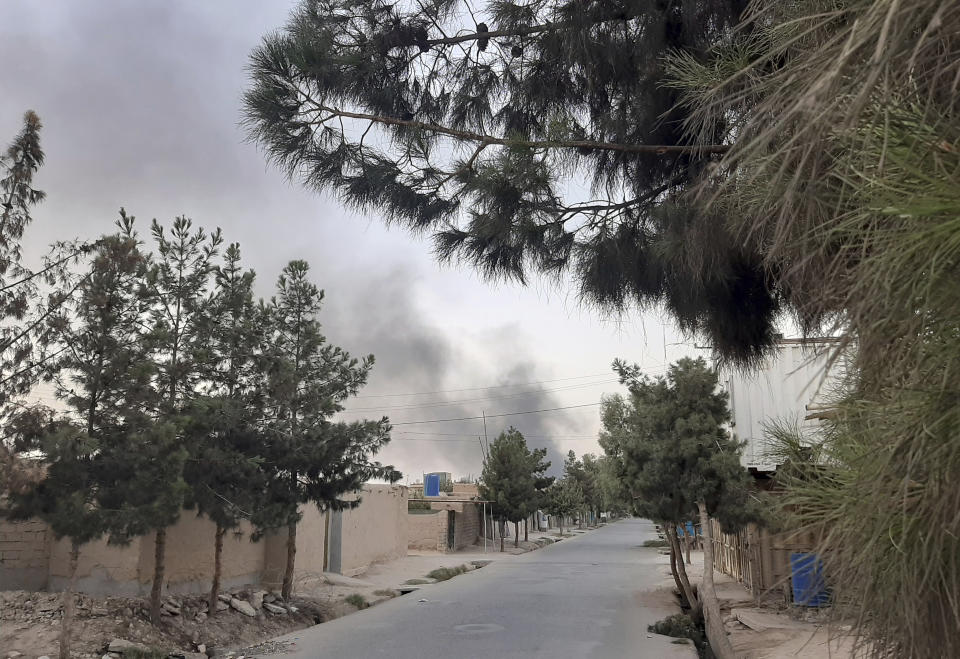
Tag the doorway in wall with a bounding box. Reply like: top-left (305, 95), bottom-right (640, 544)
top-left (447, 510), bottom-right (456, 550)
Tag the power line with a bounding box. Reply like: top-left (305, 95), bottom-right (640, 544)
top-left (343, 378), bottom-right (620, 412)
top-left (388, 436), bottom-right (600, 442)
top-left (389, 402), bottom-right (601, 426)
top-left (351, 372), bottom-right (614, 398)
top-left (396, 430), bottom-right (597, 438)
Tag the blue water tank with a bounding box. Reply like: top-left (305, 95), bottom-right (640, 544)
top-left (424, 473), bottom-right (441, 497)
top-left (790, 552), bottom-right (830, 607)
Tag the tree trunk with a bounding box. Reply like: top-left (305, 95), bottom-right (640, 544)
top-left (524, 518), bottom-right (528, 542)
top-left (499, 520), bottom-right (504, 552)
top-left (209, 524), bottom-right (226, 614)
top-left (684, 527), bottom-right (692, 565)
top-left (513, 521), bottom-right (519, 548)
top-left (59, 540), bottom-right (80, 659)
top-left (698, 501), bottom-right (735, 659)
top-left (559, 517), bottom-right (563, 536)
top-left (668, 526), bottom-right (701, 621)
top-left (150, 528), bottom-right (166, 623)
top-left (667, 531), bottom-right (690, 609)
top-left (281, 521), bottom-right (297, 600)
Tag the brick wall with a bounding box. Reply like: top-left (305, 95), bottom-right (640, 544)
top-left (407, 511), bottom-right (441, 552)
top-left (433, 504), bottom-right (481, 553)
top-left (0, 519), bottom-right (51, 590)
top-left (1, 484), bottom-right (409, 594)
top-left (454, 504), bottom-right (480, 550)
top-left (339, 484), bottom-right (409, 576)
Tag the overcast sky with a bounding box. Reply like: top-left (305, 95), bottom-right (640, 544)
top-left (0, 1), bottom-right (700, 479)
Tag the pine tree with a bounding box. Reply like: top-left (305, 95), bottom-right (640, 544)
top-left (609, 357), bottom-right (757, 659)
top-left (140, 216), bottom-right (222, 622)
top-left (478, 427), bottom-right (540, 550)
top-left (544, 477), bottom-right (583, 537)
top-left (563, 450), bottom-right (597, 528)
top-left (0, 112), bottom-right (97, 415)
top-left (0, 111), bottom-right (45, 406)
top-left (668, 3), bottom-right (960, 655)
top-left (527, 447), bottom-right (553, 538)
top-left (183, 243), bottom-right (267, 613)
top-left (0, 111), bottom-right (44, 309)
top-left (581, 454), bottom-right (606, 524)
top-left (256, 260), bottom-right (396, 598)
top-left (4, 409), bottom-right (102, 659)
top-left (243, 0), bottom-right (782, 366)
top-left (3, 220), bottom-right (155, 658)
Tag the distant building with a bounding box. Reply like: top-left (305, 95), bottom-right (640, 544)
top-left (452, 481), bottom-right (479, 499)
top-left (722, 338), bottom-right (845, 471)
top-left (424, 472), bottom-right (452, 486)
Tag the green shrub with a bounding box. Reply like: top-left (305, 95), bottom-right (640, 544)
top-left (344, 594), bottom-right (369, 610)
top-left (643, 539), bottom-right (670, 548)
top-left (649, 614), bottom-right (705, 655)
top-left (425, 565), bottom-right (468, 581)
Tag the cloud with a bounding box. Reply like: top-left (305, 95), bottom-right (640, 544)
top-left (1, 0), bottom-right (620, 484)
top-left (320, 265), bottom-right (595, 480)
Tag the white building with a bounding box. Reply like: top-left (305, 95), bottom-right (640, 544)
top-left (722, 339), bottom-right (844, 471)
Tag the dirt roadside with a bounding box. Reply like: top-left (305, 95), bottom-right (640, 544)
top-left (2, 528), bottom-right (581, 658)
top-left (664, 549), bottom-right (870, 659)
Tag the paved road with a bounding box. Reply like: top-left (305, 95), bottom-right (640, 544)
top-left (259, 518), bottom-right (695, 659)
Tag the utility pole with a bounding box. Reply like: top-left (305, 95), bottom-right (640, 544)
top-left (482, 410), bottom-right (489, 455)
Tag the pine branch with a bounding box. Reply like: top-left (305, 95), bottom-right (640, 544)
top-left (309, 106), bottom-right (730, 155)
top-left (0, 242), bottom-right (97, 294)
top-left (422, 10), bottom-right (647, 48)
top-left (0, 345), bottom-right (69, 386)
top-left (0, 272), bottom-right (91, 354)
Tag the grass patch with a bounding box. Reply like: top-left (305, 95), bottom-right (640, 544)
top-left (124, 649), bottom-right (171, 659)
top-left (649, 614), bottom-right (706, 656)
top-left (344, 594), bottom-right (369, 610)
top-left (373, 589), bottom-right (397, 597)
top-left (643, 539), bottom-right (670, 548)
top-left (403, 578), bottom-right (430, 585)
top-left (425, 565), bottom-right (468, 581)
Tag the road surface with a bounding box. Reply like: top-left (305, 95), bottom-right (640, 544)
top-left (255, 518), bottom-right (696, 658)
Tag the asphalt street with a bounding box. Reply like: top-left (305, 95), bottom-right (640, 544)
top-left (258, 518), bottom-right (696, 659)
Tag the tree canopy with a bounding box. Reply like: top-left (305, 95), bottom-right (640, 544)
top-left (665, 2), bottom-right (960, 655)
top-left (255, 260), bottom-right (398, 596)
top-left (479, 427), bottom-right (548, 548)
top-left (244, 0), bottom-right (782, 365)
top-left (603, 357), bottom-right (755, 656)
top-left (603, 357), bottom-right (755, 530)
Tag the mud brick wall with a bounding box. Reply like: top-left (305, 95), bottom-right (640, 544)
top-left (0, 519), bottom-right (51, 590)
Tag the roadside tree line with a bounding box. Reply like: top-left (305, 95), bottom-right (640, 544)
top-left (479, 427), bottom-right (626, 550)
top-left (600, 357), bottom-right (759, 659)
top-left (0, 114), bottom-right (398, 659)
top-left (243, 3), bottom-right (960, 655)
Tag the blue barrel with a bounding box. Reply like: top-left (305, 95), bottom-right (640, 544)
top-left (790, 552), bottom-right (830, 606)
top-left (424, 473), bottom-right (441, 497)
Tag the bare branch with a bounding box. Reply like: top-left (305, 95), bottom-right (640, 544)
top-left (309, 106), bottom-right (729, 155)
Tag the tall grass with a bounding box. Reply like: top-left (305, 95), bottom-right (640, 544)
top-left (668, 1), bottom-right (960, 656)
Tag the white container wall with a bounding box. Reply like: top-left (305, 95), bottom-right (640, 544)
top-left (723, 340), bottom-right (844, 470)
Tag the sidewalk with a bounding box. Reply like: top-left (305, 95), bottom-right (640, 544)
top-left (671, 550), bottom-right (867, 659)
top-left (291, 528), bottom-right (574, 613)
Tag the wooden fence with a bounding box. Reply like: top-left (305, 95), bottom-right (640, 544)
top-left (710, 519), bottom-right (818, 600)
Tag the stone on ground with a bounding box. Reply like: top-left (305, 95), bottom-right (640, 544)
top-left (107, 639), bottom-right (149, 653)
top-left (229, 598), bottom-right (257, 617)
